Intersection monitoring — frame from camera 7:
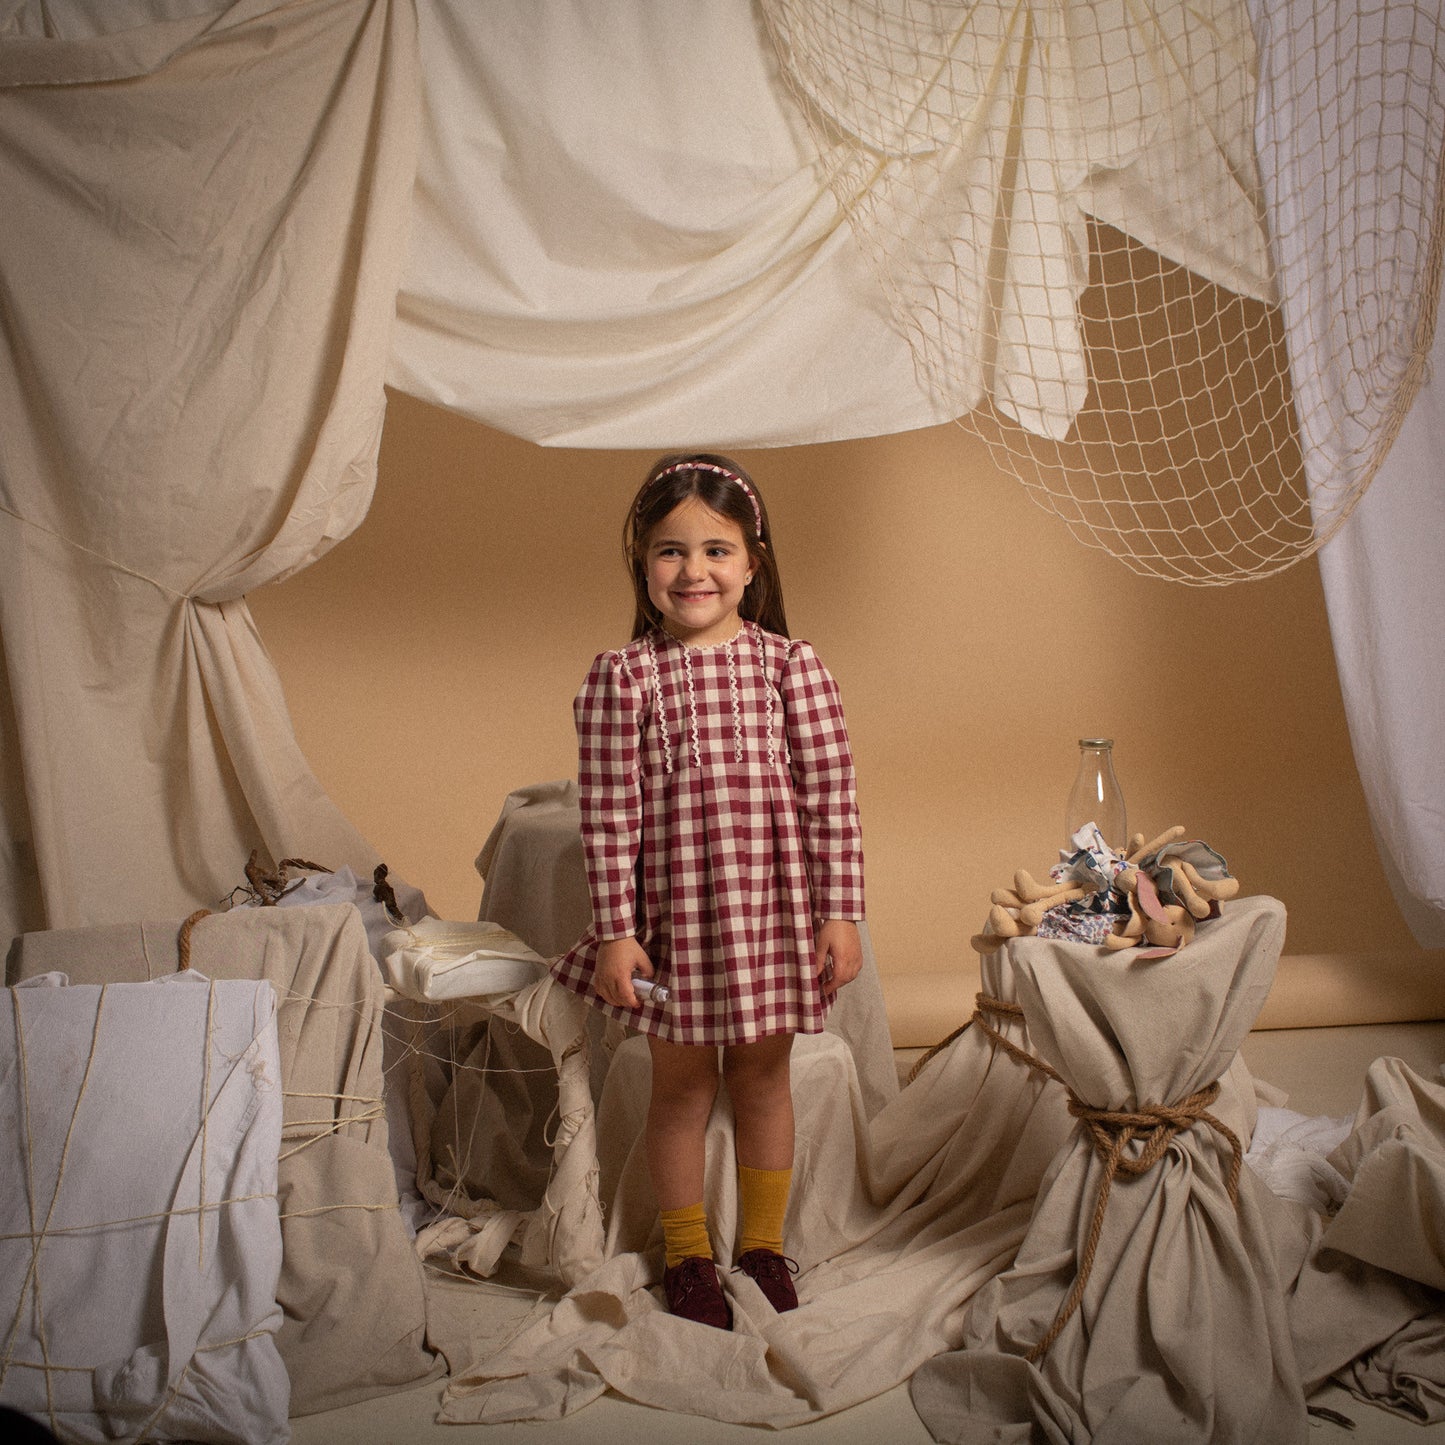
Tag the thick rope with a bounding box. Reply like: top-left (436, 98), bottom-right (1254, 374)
top-left (970, 995), bottom-right (1067, 1090)
top-left (905, 1018), bottom-right (971, 1082)
top-left (966, 992), bottom-right (1242, 1362)
top-left (1026, 1081), bottom-right (1242, 1361)
top-left (176, 909), bottom-right (212, 971)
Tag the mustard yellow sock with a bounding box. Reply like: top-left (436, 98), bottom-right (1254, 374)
top-left (738, 1165), bottom-right (792, 1257)
top-left (660, 1202), bottom-right (713, 1268)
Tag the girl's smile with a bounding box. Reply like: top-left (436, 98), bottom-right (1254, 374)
top-left (645, 497), bottom-right (754, 646)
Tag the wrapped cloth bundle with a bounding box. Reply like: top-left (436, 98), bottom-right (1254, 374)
top-left (380, 917), bottom-right (548, 1002)
top-left (0, 972), bottom-right (289, 1444)
top-left (912, 895), bottom-right (1306, 1443)
top-left (8, 906), bottom-right (441, 1415)
top-left (410, 975), bottom-right (606, 1286)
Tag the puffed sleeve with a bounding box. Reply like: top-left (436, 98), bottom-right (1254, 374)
top-left (780, 640), bottom-right (865, 921)
top-left (575, 650), bottom-right (646, 942)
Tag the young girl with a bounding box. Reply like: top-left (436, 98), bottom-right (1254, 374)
top-left (550, 453), bottom-right (865, 1329)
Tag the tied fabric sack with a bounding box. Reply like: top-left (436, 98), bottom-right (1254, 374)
top-left (0, 971), bottom-right (288, 1444)
top-left (912, 895), bottom-right (1307, 1444)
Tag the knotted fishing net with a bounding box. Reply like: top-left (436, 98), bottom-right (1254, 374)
top-left (759, 0), bottom-right (1445, 584)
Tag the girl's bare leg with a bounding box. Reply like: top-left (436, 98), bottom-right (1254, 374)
top-left (645, 1036), bottom-right (721, 1211)
top-left (722, 1033), bottom-right (795, 1170)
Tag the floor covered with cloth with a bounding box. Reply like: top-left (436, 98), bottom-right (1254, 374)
top-left (11, 868), bottom-right (1442, 1445)
top-left (288, 1020), bottom-right (1445, 1445)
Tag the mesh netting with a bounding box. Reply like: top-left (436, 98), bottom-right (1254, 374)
top-left (759, 0), bottom-right (1445, 584)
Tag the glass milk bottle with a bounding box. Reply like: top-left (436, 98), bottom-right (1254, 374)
top-left (1065, 738), bottom-right (1127, 854)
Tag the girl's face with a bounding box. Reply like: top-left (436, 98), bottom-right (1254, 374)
top-left (644, 497), bottom-right (755, 646)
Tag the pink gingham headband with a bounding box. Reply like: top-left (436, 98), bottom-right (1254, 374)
top-left (645, 460), bottom-right (763, 538)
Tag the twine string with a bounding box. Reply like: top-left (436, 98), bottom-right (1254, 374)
top-left (7, 907), bottom-right (604, 1417)
top-left (2, 972), bottom-right (406, 1436)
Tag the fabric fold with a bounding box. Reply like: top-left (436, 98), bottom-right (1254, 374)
top-left (433, 946), bottom-right (1076, 1428)
top-left (0, 0), bottom-right (419, 948)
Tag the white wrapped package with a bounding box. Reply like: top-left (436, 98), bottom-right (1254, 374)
top-left (0, 971), bottom-right (288, 1445)
top-left (381, 918), bottom-right (547, 1001)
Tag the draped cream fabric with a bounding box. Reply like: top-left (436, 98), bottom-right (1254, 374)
top-left (1315, 335), bottom-right (1445, 948)
top-left (0, 0), bottom-right (418, 944)
top-left (387, 0), bottom-right (954, 447)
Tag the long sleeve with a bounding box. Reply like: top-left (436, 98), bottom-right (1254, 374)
top-left (575, 650), bottom-right (645, 942)
top-left (780, 640), bottom-right (865, 921)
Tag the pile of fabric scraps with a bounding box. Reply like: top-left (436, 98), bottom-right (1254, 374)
top-left (971, 823), bottom-right (1240, 957)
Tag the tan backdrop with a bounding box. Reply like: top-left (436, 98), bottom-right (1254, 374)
top-left (248, 389), bottom-right (1415, 1012)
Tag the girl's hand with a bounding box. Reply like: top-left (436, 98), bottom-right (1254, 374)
top-left (595, 937), bottom-right (653, 1009)
top-left (815, 920), bottom-right (862, 1000)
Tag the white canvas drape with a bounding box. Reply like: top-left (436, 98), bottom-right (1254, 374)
top-left (1250, 0), bottom-right (1445, 945)
top-left (1314, 333), bottom-right (1445, 947)
top-left (0, 0), bottom-right (419, 944)
top-left (389, 0), bottom-right (1273, 450)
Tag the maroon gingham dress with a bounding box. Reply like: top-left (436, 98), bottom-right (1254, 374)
top-left (550, 623), bottom-right (865, 1045)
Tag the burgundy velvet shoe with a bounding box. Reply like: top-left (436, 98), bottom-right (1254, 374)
top-left (734, 1249), bottom-right (800, 1312)
top-left (662, 1255), bottom-right (733, 1329)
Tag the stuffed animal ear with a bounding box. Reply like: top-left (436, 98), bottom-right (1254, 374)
top-left (1134, 871), bottom-right (1170, 924)
top-left (1137, 904), bottom-right (1195, 957)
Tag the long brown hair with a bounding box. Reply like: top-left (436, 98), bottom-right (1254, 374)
top-left (623, 453), bottom-right (788, 639)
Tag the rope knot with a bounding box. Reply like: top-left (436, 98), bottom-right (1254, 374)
top-left (966, 992), bottom-right (1245, 1363)
top-left (1066, 1080), bottom-right (1240, 1198)
top-left (1025, 1079), bottom-right (1242, 1362)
